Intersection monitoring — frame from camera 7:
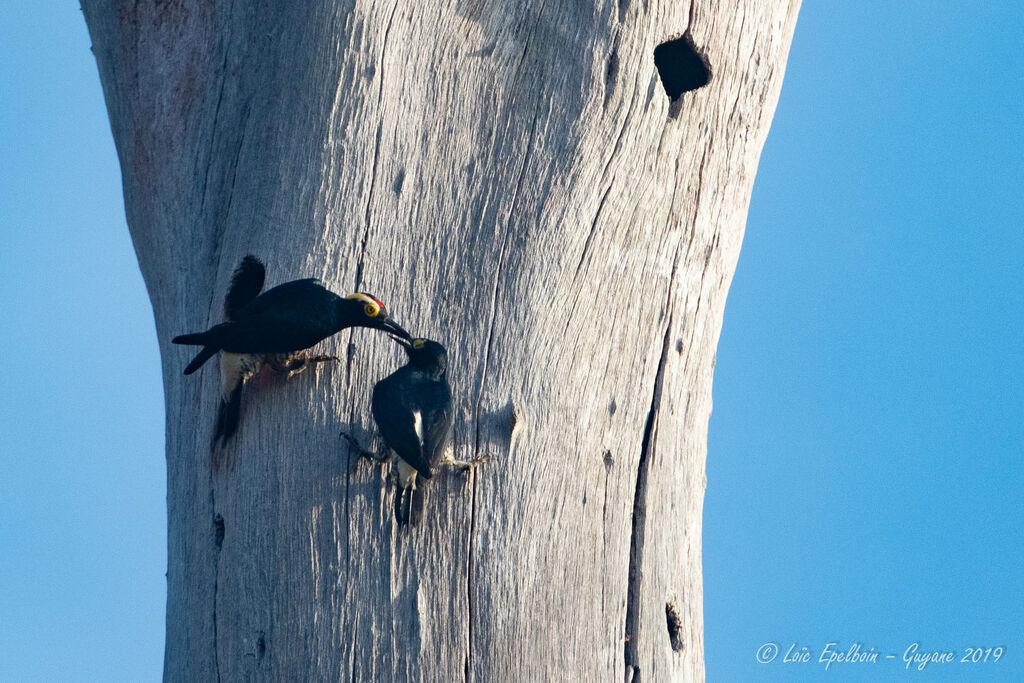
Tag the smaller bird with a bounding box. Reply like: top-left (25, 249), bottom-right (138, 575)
top-left (371, 337), bottom-right (459, 525)
top-left (173, 256), bottom-right (410, 446)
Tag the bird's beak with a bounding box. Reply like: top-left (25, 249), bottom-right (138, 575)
top-left (383, 318), bottom-right (411, 340)
top-left (389, 334), bottom-right (413, 351)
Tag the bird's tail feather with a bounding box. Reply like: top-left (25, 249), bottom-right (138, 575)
top-left (183, 345), bottom-right (219, 375)
top-left (172, 332), bottom-right (208, 346)
top-left (213, 384), bottom-right (243, 448)
top-left (396, 486), bottom-right (415, 526)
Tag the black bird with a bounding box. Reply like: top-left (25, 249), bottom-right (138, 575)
top-left (371, 338), bottom-right (454, 525)
top-left (173, 256), bottom-right (410, 446)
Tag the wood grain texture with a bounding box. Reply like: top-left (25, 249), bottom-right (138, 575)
top-left (82, 0), bottom-right (800, 680)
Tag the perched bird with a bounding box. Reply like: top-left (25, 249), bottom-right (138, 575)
top-left (371, 338), bottom-right (454, 525)
top-left (173, 256), bottom-right (410, 446)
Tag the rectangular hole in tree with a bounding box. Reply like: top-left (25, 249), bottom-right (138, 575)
top-left (654, 32), bottom-right (712, 102)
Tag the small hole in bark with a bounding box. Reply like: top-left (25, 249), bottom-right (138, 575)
top-left (665, 601), bottom-right (685, 652)
top-left (603, 450), bottom-right (614, 472)
top-left (609, 398), bottom-right (617, 415)
top-left (256, 631), bottom-right (266, 658)
top-left (603, 48), bottom-right (619, 108)
top-left (654, 33), bottom-right (711, 102)
top-left (393, 168), bottom-right (406, 195)
top-left (214, 514), bottom-right (225, 550)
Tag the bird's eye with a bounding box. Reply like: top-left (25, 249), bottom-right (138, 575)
top-left (364, 301), bottom-right (381, 317)
top-left (412, 339), bottom-right (425, 349)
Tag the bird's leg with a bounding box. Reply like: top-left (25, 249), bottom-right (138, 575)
top-left (268, 352), bottom-right (340, 377)
top-left (440, 452), bottom-right (492, 474)
top-left (304, 354), bottom-right (341, 366)
top-left (340, 431), bottom-right (389, 471)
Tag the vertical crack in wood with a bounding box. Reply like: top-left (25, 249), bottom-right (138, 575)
top-left (466, 222), bottom-right (512, 681)
top-left (340, 350), bottom-right (364, 630)
top-left (464, 464), bottom-right (480, 683)
top-left (596, 50), bottom-right (644, 192)
top-left (623, 308), bottom-right (674, 680)
top-left (623, 142), bottom-right (700, 676)
top-left (198, 0), bottom-right (234, 218)
top-left (570, 182), bottom-right (613, 284)
top-left (386, 520), bottom-right (400, 679)
top-left (471, 97), bottom-right (541, 440)
top-left (221, 104), bottom-right (250, 231)
top-left (466, 231), bottom-right (507, 683)
top-left (621, 132), bottom-right (710, 675)
top-left (728, 8), bottom-right (749, 86)
top-left (354, 121), bottom-right (384, 291)
top-left (349, 614), bottom-right (360, 682)
top-left (208, 103), bottom-right (252, 322)
top-left (201, 0), bottom-right (238, 289)
top-left (680, 145), bottom-right (712, 378)
top-left (602, 36), bottom-right (620, 110)
top-left (210, 490), bottom-right (224, 683)
top-left (354, 0), bottom-right (400, 291)
top-left (601, 451), bottom-right (613, 616)
top-left (465, 96), bottom-right (542, 683)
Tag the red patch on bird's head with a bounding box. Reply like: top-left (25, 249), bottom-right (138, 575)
top-left (346, 292), bottom-right (385, 310)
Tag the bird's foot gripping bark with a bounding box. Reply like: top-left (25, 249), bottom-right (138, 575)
top-left (441, 453), bottom-right (491, 475)
top-left (340, 431), bottom-right (388, 471)
top-left (268, 353), bottom-right (339, 377)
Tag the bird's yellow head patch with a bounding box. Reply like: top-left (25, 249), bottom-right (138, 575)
top-left (346, 292), bottom-right (383, 317)
top-left (412, 339), bottom-right (426, 350)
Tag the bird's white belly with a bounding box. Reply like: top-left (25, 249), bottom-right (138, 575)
top-left (220, 352), bottom-right (261, 399)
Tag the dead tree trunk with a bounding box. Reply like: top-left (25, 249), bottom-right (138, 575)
top-left (83, 0), bottom-right (799, 680)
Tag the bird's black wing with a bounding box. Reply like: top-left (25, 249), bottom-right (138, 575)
top-left (234, 278), bottom-right (324, 317)
top-left (216, 279), bottom-right (341, 352)
top-left (372, 370), bottom-right (433, 479)
top-left (422, 381), bottom-right (453, 470)
top-left (224, 255), bottom-right (266, 321)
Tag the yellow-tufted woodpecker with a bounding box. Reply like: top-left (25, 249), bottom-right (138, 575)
top-left (173, 256), bottom-right (410, 447)
top-left (372, 337), bottom-right (479, 525)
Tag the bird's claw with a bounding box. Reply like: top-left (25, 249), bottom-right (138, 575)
top-left (340, 431), bottom-right (387, 471)
top-left (278, 353), bottom-right (339, 377)
top-left (445, 453), bottom-right (491, 475)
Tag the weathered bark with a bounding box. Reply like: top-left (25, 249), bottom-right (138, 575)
top-left (83, 0), bottom-right (799, 680)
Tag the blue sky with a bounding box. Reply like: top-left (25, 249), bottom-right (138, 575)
top-left (705, 2), bottom-right (1023, 681)
top-left (1, 3), bottom-right (1020, 681)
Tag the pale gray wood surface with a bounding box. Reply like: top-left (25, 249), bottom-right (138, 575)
top-left (82, 1), bottom-right (800, 680)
